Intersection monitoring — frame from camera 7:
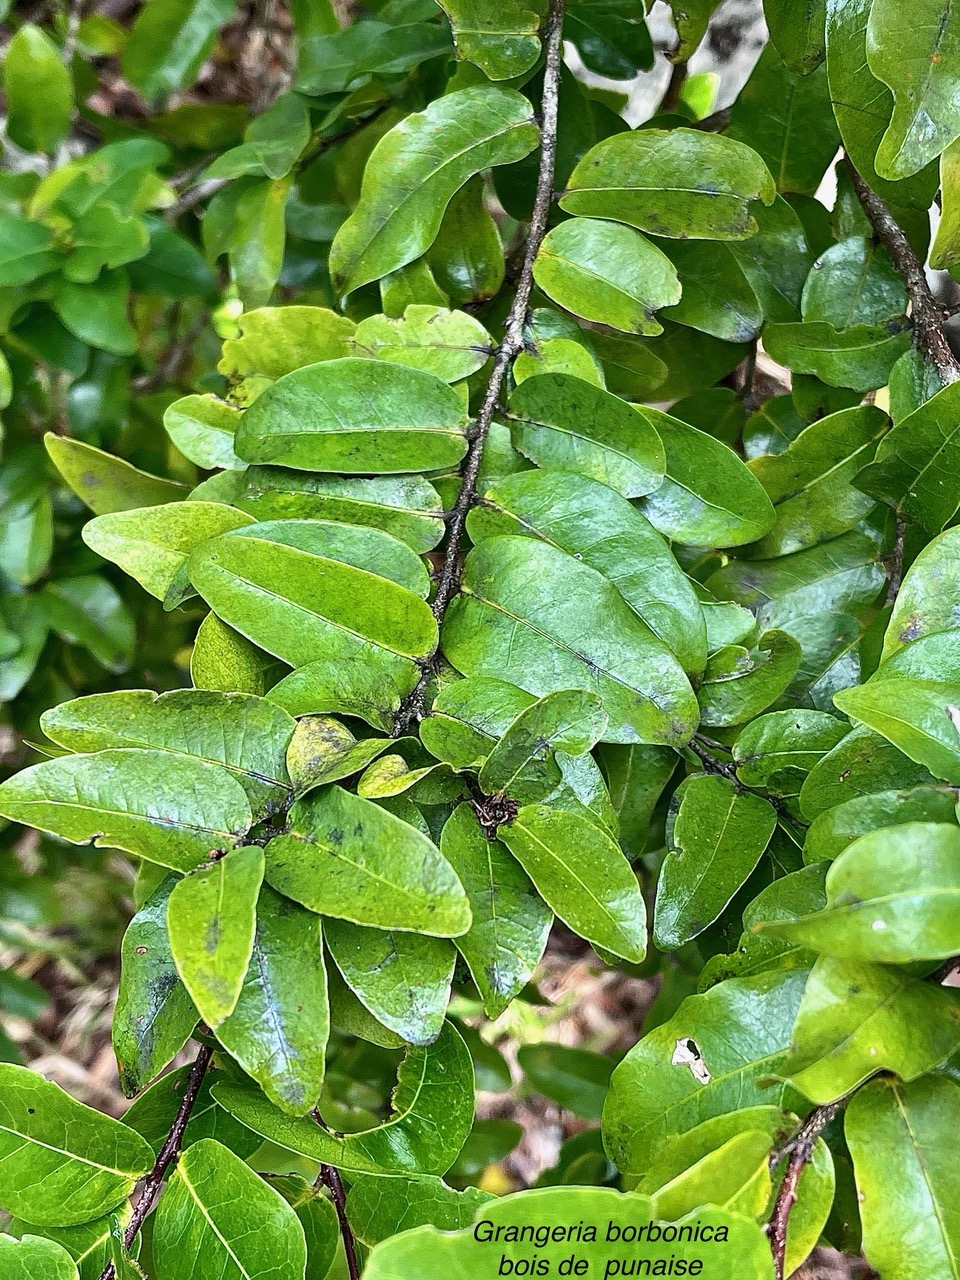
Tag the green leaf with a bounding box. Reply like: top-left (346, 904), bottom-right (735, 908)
top-left (507, 372), bottom-right (666, 498)
top-left (763, 319), bottom-right (912, 391)
top-left (764, 0), bottom-right (826, 73)
top-left (754, 821), bottom-right (960, 962)
top-left (294, 20), bottom-right (451, 96)
top-left (113, 877), bottom-right (198, 1097)
top-left (532, 219), bottom-right (681, 336)
top-left (0, 1063), bottom-right (153, 1228)
top-left (269, 1176), bottom-right (338, 1280)
top-left (41, 690), bottom-right (295, 819)
top-left (284, 715), bottom-right (392, 794)
top-left (0, 216), bottom-right (60, 285)
top-left (325, 919), bottom-right (455, 1045)
top-left (437, 0), bottom-right (540, 79)
top-left (802, 237), bottom-right (907, 330)
top-left (153, 1139), bottom-right (307, 1280)
top-left (329, 88), bottom-right (538, 296)
top-left (122, 1064), bottom-right (259, 1160)
top-left (636, 407), bottom-right (776, 548)
top-left (163, 395), bottom-right (243, 471)
top-left (733, 710), bottom-right (848, 795)
top-left (235, 358), bottom-right (469, 473)
top-left (54, 271), bottom-right (137, 357)
top-left (439, 804), bottom-right (552, 1017)
top-left (217, 886), bottom-right (329, 1115)
top-left (931, 138), bottom-right (960, 268)
top-left (191, 614), bottom-right (276, 697)
top-left (856, 379), bottom-right (960, 533)
top-left (265, 785), bottom-right (470, 937)
top-left (598, 742), bottom-right (677, 858)
top-left (660, 240), bottom-right (764, 342)
top-left (654, 774), bottom-right (777, 949)
top-left (882, 527), bottom-right (960, 661)
top-left (804, 785), bottom-right (959, 863)
top-left (122, 0), bottom-right (234, 100)
top-left (213, 1021), bottom-right (474, 1176)
top-left (217, 305), bottom-right (355, 388)
top-left (362, 1189), bottom-right (773, 1280)
top-left (347, 1175), bottom-right (492, 1245)
top-left (443, 536), bottom-right (699, 745)
top-left (479, 690), bottom-right (607, 801)
top-left (167, 845), bottom-right (263, 1029)
top-left (84, 502), bottom-right (255, 606)
top-left (867, 0), bottom-right (960, 178)
top-left (565, 0), bottom-right (654, 79)
top-left (350, 306), bottom-right (492, 383)
top-left (603, 969), bottom-right (808, 1174)
top-left (560, 128), bottom-right (775, 239)
top-left (650, 1128), bottom-right (774, 1220)
top-left (44, 436), bottom-right (187, 515)
top-left (204, 176), bottom-right (290, 308)
top-left (799, 724), bottom-right (937, 820)
top-left (427, 177), bottom-right (506, 306)
top-left (783, 955), bottom-right (960, 1103)
top-left (0, 749), bottom-right (253, 871)
top-left (834, 677), bottom-right (960, 783)
top-left (697, 630), bottom-right (802, 728)
top-left (846, 1077), bottom-right (960, 1280)
top-left (3, 25), bottom-right (73, 153)
top-left (468, 469), bottom-right (707, 676)
top-left (40, 576), bottom-right (135, 673)
top-left (748, 405), bottom-right (888, 557)
top-left (517, 1044), bottom-right (614, 1120)
top-left (0, 1234), bottom-right (79, 1280)
top-left (499, 803), bottom-right (647, 962)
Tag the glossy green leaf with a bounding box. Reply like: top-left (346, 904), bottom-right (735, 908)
top-left (655, 774), bottom-right (777, 949)
top-left (45, 436), bottom-right (187, 516)
top-left (507, 372), bottom-right (666, 498)
top-left (697, 630), bottom-right (802, 727)
top-left (216, 885), bottom-right (328, 1115)
top-left (427, 176), bottom-right (506, 306)
top-left (0, 1234), bottom-right (79, 1279)
top-left (443, 536), bottom-right (699, 745)
top-left (660, 240), bottom-right (763, 342)
top-left (882, 527), bottom-right (960, 661)
top-left (755, 821), bottom-right (960, 962)
top-left (329, 88), bottom-right (538, 296)
top-left (0, 1064), bottom-right (153, 1228)
top-left (122, 0), bottom-right (233, 99)
top-left (440, 804), bottom-right (552, 1017)
top-left (326, 919), bottom-right (455, 1046)
top-left (479, 690), bottom-right (606, 801)
top-left (763, 319), bottom-right (912, 391)
top-left (733, 710), bottom-right (848, 795)
top-left (347, 1175), bottom-right (492, 1245)
top-left (214, 1021), bottom-right (474, 1176)
top-left (802, 237), bottom-right (907, 330)
top-left (804, 785), bottom-right (959, 863)
top-left (265, 785), bottom-right (470, 936)
top-left (561, 129), bottom-right (775, 238)
top-left (499, 803), bottom-right (647, 962)
top-left (0, 749), bottom-right (252, 871)
top-left (783, 955), bottom-right (960, 1103)
top-left (650, 1128), bottom-right (773, 1220)
top-left (834, 677), bottom-right (960, 783)
top-left (846, 1077), bottom-right (960, 1280)
top-left (167, 845), bottom-right (263, 1029)
top-left (350, 307), bottom-right (492, 383)
top-left (764, 0), bottom-right (826, 73)
top-left (153, 1138), bottom-right (307, 1280)
top-left (235, 358), bottom-right (468, 474)
top-left (163, 395), bottom-right (244, 471)
top-left (113, 877), bottom-right (197, 1097)
top-left (799, 725), bottom-right (937, 820)
top-left (295, 20), bottom-right (450, 96)
top-left (533, 219), bottom-right (680, 335)
top-left (4, 25), bottom-right (73, 153)
top-left (438, 0), bottom-right (540, 79)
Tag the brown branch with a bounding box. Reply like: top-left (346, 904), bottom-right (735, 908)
top-left (315, 1163), bottom-right (361, 1280)
top-left (767, 1101), bottom-right (843, 1280)
top-left (98, 1045), bottom-right (213, 1280)
top-left (844, 156), bottom-right (960, 386)
top-left (392, 0), bottom-right (567, 735)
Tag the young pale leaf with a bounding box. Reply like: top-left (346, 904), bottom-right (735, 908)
top-left (443, 536), bottom-right (699, 745)
top-left (113, 878), bottom-right (197, 1097)
top-left (507, 372), bottom-right (666, 498)
top-left (867, 0), bottom-right (960, 178)
top-left (167, 845), bottom-right (264, 1029)
top-left (45, 436), bottom-right (187, 515)
top-left (440, 804), bottom-right (552, 1017)
top-left (649, 1128), bottom-right (773, 1220)
top-left (265, 785), bottom-right (470, 937)
top-left (218, 305), bottom-right (355, 385)
top-left (191, 614), bottom-right (276, 698)
top-left (0, 1234), bottom-right (79, 1280)
top-left (350, 306), bottom-right (492, 383)
top-left (560, 129), bottom-right (775, 239)
top-left (163, 395), bottom-right (244, 471)
top-left (636, 407), bottom-right (776, 548)
top-left (153, 1139), bottom-right (307, 1280)
top-left (329, 88), bottom-right (538, 295)
top-left (437, 0), bottom-right (540, 79)
top-left (654, 774), bottom-right (777, 949)
top-left (40, 690), bottom-right (295, 819)
top-left (284, 716), bottom-right (393, 794)
top-left (0, 749), bottom-right (252, 871)
top-left (783, 955), bottom-right (960, 1103)
top-left (603, 969), bottom-right (808, 1174)
top-left (846, 1077), bottom-right (960, 1280)
top-left (235, 358), bottom-right (469, 473)
top-left (499, 804), bottom-right (647, 962)
top-left (347, 1175), bottom-right (492, 1246)
top-left (834, 677), bottom-right (960, 783)
top-left (83, 502), bottom-right (256, 606)
top-left (213, 1022), bottom-right (474, 1176)
top-left (325, 919), bottom-right (455, 1046)
top-left (0, 1064), bottom-right (154, 1228)
top-left (479, 690), bottom-right (607, 802)
top-left (532, 219), bottom-right (680, 335)
top-left (882, 526), bottom-right (960, 661)
top-left (754, 822), bottom-right (960, 962)
top-left (216, 886), bottom-right (328, 1115)
top-left (468, 470), bottom-right (707, 676)
top-left (362, 1190), bottom-right (773, 1280)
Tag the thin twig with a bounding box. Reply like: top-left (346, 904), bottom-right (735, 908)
top-left (767, 1101), bottom-right (843, 1280)
top-left (844, 156), bottom-right (960, 386)
top-left (392, 0), bottom-right (567, 735)
top-left (98, 1045), bottom-right (213, 1280)
top-left (315, 1163), bottom-right (361, 1280)
top-left (884, 517), bottom-right (906, 605)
